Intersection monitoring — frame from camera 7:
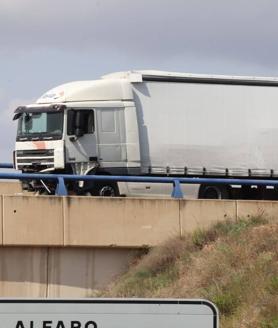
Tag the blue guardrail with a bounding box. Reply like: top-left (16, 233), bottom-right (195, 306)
top-left (1, 163), bottom-right (278, 198)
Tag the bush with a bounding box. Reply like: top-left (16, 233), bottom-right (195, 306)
top-left (103, 216), bottom-right (278, 328)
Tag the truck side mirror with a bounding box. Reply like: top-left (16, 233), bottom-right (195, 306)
top-left (13, 112), bottom-right (22, 120)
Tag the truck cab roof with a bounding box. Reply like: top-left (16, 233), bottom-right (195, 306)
top-left (36, 78), bottom-right (133, 104)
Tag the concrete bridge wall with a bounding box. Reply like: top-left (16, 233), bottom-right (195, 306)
top-left (0, 191), bottom-right (277, 297)
top-left (0, 246), bottom-right (136, 297)
top-left (0, 181), bottom-right (21, 195)
top-left (1, 195), bottom-right (277, 247)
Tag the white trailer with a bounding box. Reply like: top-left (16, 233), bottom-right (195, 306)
top-left (13, 70), bottom-right (278, 199)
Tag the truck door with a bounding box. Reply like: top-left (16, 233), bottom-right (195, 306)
top-left (66, 109), bottom-right (98, 165)
top-left (96, 107), bottom-right (127, 166)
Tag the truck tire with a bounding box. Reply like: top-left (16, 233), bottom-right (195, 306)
top-left (198, 184), bottom-right (230, 199)
top-left (90, 181), bottom-right (119, 197)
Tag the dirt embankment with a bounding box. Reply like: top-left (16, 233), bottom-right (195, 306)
top-left (103, 216), bottom-right (278, 328)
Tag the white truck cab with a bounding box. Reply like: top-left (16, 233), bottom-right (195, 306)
top-left (14, 77), bottom-right (141, 195)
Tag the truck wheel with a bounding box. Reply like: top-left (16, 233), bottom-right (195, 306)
top-left (91, 182), bottom-right (119, 197)
top-left (198, 184), bottom-right (230, 199)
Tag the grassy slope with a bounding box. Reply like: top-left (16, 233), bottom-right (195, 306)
top-left (103, 217), bottom-right (278, 328)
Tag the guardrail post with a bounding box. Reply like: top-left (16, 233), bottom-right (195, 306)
top-left (55, 177), bottom-right (68, 196)
top-left (171, 179), bottom-right (184, 199)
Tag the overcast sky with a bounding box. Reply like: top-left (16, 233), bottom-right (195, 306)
top-left (1, 0), bottom-right (278, 161)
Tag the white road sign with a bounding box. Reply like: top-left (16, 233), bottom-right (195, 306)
top-left (0, 299), bottom-right (218, 328)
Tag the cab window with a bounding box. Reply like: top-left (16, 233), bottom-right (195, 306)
top-left (67, 109), bottom-right (94, 135)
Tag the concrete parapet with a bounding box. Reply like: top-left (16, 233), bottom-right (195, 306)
top-left (65, 197), bottom-right (180, 247)
top-left (180, 199), bottom-right (237, 235)
top-left (0, 182), bottom-right (21, 195)
top-left (236, 200), bottom-right (278, 222)
top-left (0, 195), bottom-right (2, 245)
top-left (3, 195), bottom-right (64, 246)
top-left (1, 195), bottom-right (278, 247)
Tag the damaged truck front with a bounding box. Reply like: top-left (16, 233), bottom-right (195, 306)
top-left (13, 77), bottom-right (140, 196)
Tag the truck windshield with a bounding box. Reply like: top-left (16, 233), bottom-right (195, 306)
top-left (17, 111), bottom-right (63, 140)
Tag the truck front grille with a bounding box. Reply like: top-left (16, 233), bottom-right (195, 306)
top-left (16, 149), bottom-right (54, 169)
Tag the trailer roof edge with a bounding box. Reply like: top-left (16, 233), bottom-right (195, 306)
top-left (102, 70), bottom-right (278, 86)
top-left (141, 74), bottom-right (278, 87)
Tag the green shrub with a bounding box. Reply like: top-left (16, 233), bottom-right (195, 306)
top-left (261, 316), bottom-right (278, 328)
top-left (267, 276), bottom-right (278, 295)
top-left (212, 291), bottom-right (240, 316)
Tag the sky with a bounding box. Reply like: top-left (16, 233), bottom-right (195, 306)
top-left (1, 0), bottom-right (278, 161)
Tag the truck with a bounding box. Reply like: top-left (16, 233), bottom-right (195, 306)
top-left (13, 70), bottom-right (278, 199)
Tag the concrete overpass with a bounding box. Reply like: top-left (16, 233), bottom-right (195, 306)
top-left (0, 182), bottom-right (277, 297)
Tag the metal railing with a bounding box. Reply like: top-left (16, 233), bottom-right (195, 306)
top-left (0, 163), bottom-right (14, 169)
top-left (1, 163), bottom-right (278, 198)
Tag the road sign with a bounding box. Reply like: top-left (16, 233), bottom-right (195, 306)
top-left (0, 299), bottom-right (218, 328)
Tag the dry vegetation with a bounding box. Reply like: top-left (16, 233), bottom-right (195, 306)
top-left (103, 216), bottom-right (278, 328)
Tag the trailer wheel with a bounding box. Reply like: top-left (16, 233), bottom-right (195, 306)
top-left (90, 181), bottom-right (120, 197)
top-left (198, 184), bottom-right (230, 199)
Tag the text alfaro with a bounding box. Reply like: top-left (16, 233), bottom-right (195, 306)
top-left (15, 321), bottom-right (98, 328)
